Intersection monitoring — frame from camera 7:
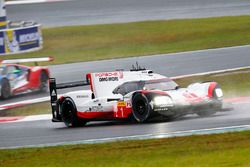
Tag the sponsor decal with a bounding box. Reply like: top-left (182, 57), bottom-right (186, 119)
top-left (99, 76), bottom-right (119, 82)
top-left (77, 95), bottom-right (89, 98)
top-left (4, 29), bottom-right (19, 53)
top-left (0, 25), bottom-right (42, 55)
top-left (154, 107), bottom-right (169, 111)
top-left (95, 71), bottom-right (123, 82)
top-left (89, 105), bottom-right (103, 112)
top-left (95, 71), bottom-right (123, 78)
top-left (117, 101), bottom-right (126, 107)
top-left (17, 26), bottom-right (42, 50)
top-left (19, 32), bottom-right (40, 44)
top-left (126, 102), bottom-right (132, 108)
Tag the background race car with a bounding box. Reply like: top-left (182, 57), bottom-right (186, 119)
top-left (49, 66), bottom-right (223, 127)
top-left (0, 57), bottom-right (52, 99)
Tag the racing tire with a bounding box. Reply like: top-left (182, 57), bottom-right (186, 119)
top-left (197, 85), bottom-right (223, 117)
top-left (61, 97), bottom-right (87, 127)
top-left (1, 79), bottom-right (11, 99)
top-left (131, 93), bottom-right (152, 123)
top-left (39, 71), bottom-right (49, 92)
top-left (163, 114), bottom-right (182, 121)
top-left (196, 110), bottom-right (217, 117)
top-left (196, 101), bottom-right (222, 117)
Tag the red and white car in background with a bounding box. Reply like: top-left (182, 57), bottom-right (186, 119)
top-left (50, 67), bottom-right (223, 127)
top-left (0, 57), bottom-right (52, 99)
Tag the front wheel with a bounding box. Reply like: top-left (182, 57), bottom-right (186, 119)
top-left (196, 101), bottom-right (222, 117)
top-left (61, 97), bottom-right (87, 127)
top-left (131, 93), bottom-right (152, 123)
top-left (196, 110), bottom-right (217, 117)
top-left (1, 79), bottom-right (11, 99)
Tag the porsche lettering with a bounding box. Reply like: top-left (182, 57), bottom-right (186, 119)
top-left (95, 72), bottom-right (123, 78)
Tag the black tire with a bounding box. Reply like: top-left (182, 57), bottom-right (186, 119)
top-left (131, 93), bottom-right (152, 123)
top-left (163, 114), bottom-right (182, 121)
top-left (196, 100), bottom-right (222, 117)
top-left (61, 97), bottom-right (87, 127)
top-left (196, 110), bottom-right (217, 117)
top-left (197, 84), bottom-right (223, 117)
top-left (39, 71), bottom-right (48, 92)
top-left (196, 101), bottom-right (223, 117)
top-left (1, 79), bottom-right (11, 99)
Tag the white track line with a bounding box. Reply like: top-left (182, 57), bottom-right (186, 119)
top-left (171, 66), bottom-right (250, 79)
top-left (6, 0), bottom-right (71, 5)
top-left (0, 96), bottom-right (49, 111)
top-left (157, 45), bottom-right (250, 57)
top-left (15, 114), bottom-right (51, 122)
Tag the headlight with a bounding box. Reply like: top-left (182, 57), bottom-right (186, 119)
top-left (154, 96), bottom-right (173, 107)
top-left (215, 88), bottom-right (223, 98)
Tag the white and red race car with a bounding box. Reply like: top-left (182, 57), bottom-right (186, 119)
top-left (0, 57), bottom-right (52, 99)
top-left (49, 66), bottom-right (223, 127)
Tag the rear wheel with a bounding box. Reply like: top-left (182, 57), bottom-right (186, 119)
top-left (39, 71), bottom-right (48, 92)
top-left (1, 79), bottom-right (11, 99)
top-left (61, 97), bottom-right (87, 127)
top-left (131, 93), bottom-right (152, 123)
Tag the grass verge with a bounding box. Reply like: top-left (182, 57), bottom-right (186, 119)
top-left (0, 102), bottom-right (50, 117)
top-left (0, 131), bottom-right (250, 167)
top-left (1, 16), bottom-right (250, 65)
top-left (1, 68), bottom-right (249, 117)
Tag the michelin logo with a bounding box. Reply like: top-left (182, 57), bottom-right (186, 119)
top-left (19, 32), bottom-right (40, 43)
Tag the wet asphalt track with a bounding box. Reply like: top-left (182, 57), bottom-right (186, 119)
top-left (0, 102), bottom-right (249, 148)
top-left (6, 0), bottom-right (250, 27)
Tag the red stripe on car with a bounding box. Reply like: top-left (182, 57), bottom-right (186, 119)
top-left (77, 111), bottom-right (114, 119)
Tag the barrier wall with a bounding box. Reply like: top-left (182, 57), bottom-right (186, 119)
top-left (0, 24), bottom-right (43, 55)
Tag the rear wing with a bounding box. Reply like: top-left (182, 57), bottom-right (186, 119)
top-left (0, 57), bottom-right (53, 65)
top-left (49, 78), bottom-right (89, 122)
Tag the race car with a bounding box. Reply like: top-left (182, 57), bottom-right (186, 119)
top-left (49, 66), bottom-right (223, 127)
top-left (0, 57), bottom-right (52, 99)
